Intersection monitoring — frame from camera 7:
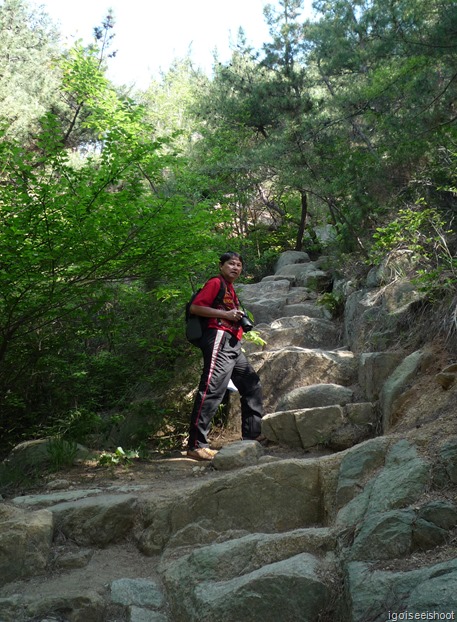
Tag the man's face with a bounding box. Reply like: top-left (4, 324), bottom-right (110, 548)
top-left (220, 257), bottom-right (243, 283)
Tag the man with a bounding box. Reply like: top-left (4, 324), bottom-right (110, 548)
top-left (187, 251), bottom-right (264, 461)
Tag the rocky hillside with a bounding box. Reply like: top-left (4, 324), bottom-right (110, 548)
top-left (0, 250), bottom-right (456, 622)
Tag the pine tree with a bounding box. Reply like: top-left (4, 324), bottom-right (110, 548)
top-left (0, 0), bottom-right (61, 140)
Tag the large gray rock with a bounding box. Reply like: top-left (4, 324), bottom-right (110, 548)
top-left (0, 589), bottom-right (106, 622)
top-left (406, 562), bottom-right (457, 612)
top-left (345, 509), bottom-right (415, 561)
top-left (344, 279), bottom-right (427, 353)
top-left (345, 501), bottom-right (456, 561)
top-left (161, 531), bottom-right (335, 622)
top-left (285, 287), bottom-right (317, 304)
top-left (296, 406), bottom-right (346, 449)
top-left (261, 409), bottom-right (303, 447)
top-left (49, 494), bottom-right (138, 546)
top-left (236, 280), bottom-right (292, 324)
top-left (51, 546), bottom-right (94, 571)
top-left (274, 250), bottom-right (310, 272)
top-left (263, 402), bottom-right (376, 451)
top-left (346, 558), bottom-right (457, 621)
top-left (344, 289), bottom-right (386, 353)
top-left (327, 422), bottom-right (374, 451)
top-left (246, 316), bottom-right (340, 352)
top-left (262, 405), bottom-right (345, 450)
top-left (12, 488), bottom-right (104, 507)
top-left (212, 440), bottom-right (264, 471)
top-left (2, 438), bottom-right (89, 472)
top-left (244, 298), bottom-right (287, 324)
top-left (328, 402), bottom-right (379, 451)
top-left (358, 351), bottom-right (404, 401)
top-left (110, 578), bottom-right (165, 608)
top-left (417, 500), bottom-right (457, 530)
top-left (336, 440), bottom-right (430, 527)
top-left (345, 402), bottom-right (378, 427)
top-left (283, 302), bottom-right (329, 319)
top-left (366, 250), bottom-right (419, 288)
top-left (412, 517), bottom-right (448, 550)
top-left (275, 263), bottom-right (332, 290)
top-left (368, 439), bottom-right (431, 512)
top-left (236, 279), bottom-right (291, 304)
top-left (277, 383), bottom-right (353, 412)
top-left (380, 350), bottom-right (429, 430)
top-left (262, 400), bottom-right (378, 451)
top-left (435, 437), bottom-right (457, 486)
top-left (335, 437), bottom-right (389, 510)
top-left (138, 459), bottom-right (322, 555)
top-left (129, 607), bottom-right (168, 622)
top-left (0, 504), bottom-right (53, 586)
top-left (249, 347), bottom-right (357, 413)
top-left (161, 528), bottom-right (337, 580)
top-left (190, 554), bottom-right (331, 622)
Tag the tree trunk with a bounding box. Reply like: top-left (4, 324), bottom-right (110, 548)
top-left (295, 190), bottom-right (308, 251)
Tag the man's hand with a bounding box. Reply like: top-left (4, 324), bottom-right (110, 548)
top-left (227, 309), bottom-right (243, 322)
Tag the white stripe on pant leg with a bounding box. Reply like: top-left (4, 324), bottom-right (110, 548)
top-left (195, 329), bottom-right (225, 424)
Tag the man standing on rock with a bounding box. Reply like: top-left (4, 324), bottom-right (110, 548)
top-left (186, 251), bottom-right (264, 461)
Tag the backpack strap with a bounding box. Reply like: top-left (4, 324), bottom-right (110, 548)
top-left (212, 275), bottom-right (226, 308)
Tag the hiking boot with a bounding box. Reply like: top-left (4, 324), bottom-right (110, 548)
top-left (186, 447), bottom-right (218, 461)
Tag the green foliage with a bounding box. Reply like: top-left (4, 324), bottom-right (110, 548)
top-left (317, 292), bottom-right (345, 317)
top-left (242, 330), bottom-right (267, 348)
top-left (369, 206), bottom-right (450, 264)
top-left (140, 57), bottom-right (208, 148)
top-left (98, 446), bottom-right (139, 467)
top-left (46, 438), bottom-right (79, 471)
top-left (369, 205), bottom-right (456, 300)
top-left (44, 408), bottom-right (104, 444)
top-left (415, 263), bottom-right (457, 301)
top-left (0, 0), bottom-right (62, 141)
top-left (0, 41), bottom-right (230, 455)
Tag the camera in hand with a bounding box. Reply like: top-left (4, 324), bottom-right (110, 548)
top-left (239, 313), bottom-right (254, 333)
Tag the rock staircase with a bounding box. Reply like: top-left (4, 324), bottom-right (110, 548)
top-left (1, 251), bottom-right (456, 621)
top-left (234, 250), bottom-right (379, 452)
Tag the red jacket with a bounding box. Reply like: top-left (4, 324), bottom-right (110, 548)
top-left (192, 276), bottom-right (243, 340)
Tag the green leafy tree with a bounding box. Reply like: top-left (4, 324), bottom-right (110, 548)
top-left (305, 0), bottom-right (457, 245)
top-left (139, 57), bottom-right (208, 147)
top-left (0, 43), bottom-right (224, 451)
top-left (190, 1), bottom-right (329, 256)
top-left (0, 0), bottom-right (62, 140)
top-left (186, 0), bottom-right (457, 261)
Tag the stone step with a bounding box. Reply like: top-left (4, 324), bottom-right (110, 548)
top-left (236, 265), bottom-right (333, 325)
top-left (248, 347), bottom-right (358, 413)
top-left (162, 529), bottom-right (337, 622)
top-left (243, 314), bottom-right (341, 353)
top-left (262, 402), bottom-right (379, 451)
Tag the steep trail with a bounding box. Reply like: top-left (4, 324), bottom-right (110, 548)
top-left (2, 250), bottom-right (456, 621)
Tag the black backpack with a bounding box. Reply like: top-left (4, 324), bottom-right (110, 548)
top-left (185, 278), bottom-right (226, 345)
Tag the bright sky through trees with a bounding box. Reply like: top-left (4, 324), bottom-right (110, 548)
top-left (34, 0), bottom-right (314, 88)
